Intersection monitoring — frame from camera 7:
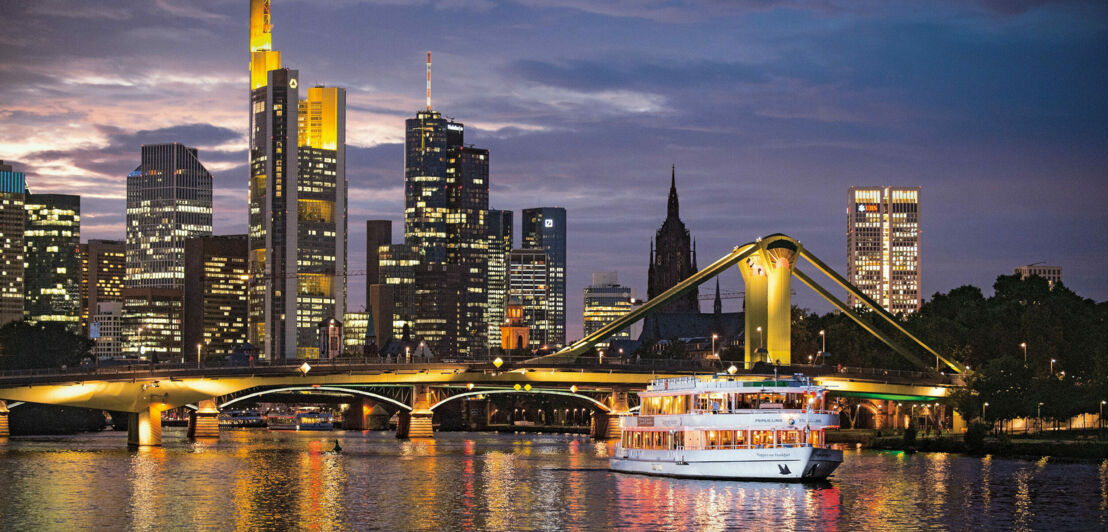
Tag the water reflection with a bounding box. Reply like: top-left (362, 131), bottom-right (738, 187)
top-left (0, 430), bottom-right (1104, 530)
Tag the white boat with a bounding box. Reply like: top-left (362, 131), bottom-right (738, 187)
top-left (610, 375), bottom-right (843, 481)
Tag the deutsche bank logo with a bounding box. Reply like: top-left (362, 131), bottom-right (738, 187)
top-left (544, 219), bottom-right (554, 228)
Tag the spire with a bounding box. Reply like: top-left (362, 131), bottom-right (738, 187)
top-left (692, 239), bottom-right (698, 271)
top-left (426, 51), bottom-right (432, 111)
top-left (667, 165), bottom-right (679, 220)
top-left (714, 278), bottom-right (722, 315)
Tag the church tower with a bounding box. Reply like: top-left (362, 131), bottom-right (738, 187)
top-left (647, 166), bottom-right (699, 313)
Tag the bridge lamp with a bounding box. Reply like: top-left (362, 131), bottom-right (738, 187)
top-left (467, 383), bottom-right (474, 390)
top-left (514, 384), bottom-right (522, 391)
top-left (727, 365), bottom-right (737, 375)
top-left (571, 385), bottom-right (578, 393)
top-left (299, 362), bottom-right (312, 376)
top-left (493, 357), bottom-right (504, 369)
top-left (524, 384), bottom-right (532, 392)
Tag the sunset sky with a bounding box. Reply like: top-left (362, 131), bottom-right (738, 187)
top-left (1, 0), bottom-right (1105, 339)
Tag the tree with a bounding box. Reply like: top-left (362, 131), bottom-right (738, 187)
top-left (0, 321), bottom-right (92, 370)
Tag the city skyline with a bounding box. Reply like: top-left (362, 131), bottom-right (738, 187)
top-left (1, 1), bottom-right (1106, 339)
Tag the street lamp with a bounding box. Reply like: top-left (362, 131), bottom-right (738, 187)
top-left (1038, 402), bottom-right (1043, 433)
top-left (712, 333), bottom-right (718, 359)
top-left (1020, 342), bottom-right (1027, 363)
top-left (982, 402), bottom-right (989, 420)
top-left (1050, 358), bottom-right (1056, 375)
top-left (196, 343), bottom-right (203, 368)
top-left (819, 330), bottom-right (826, 353)
top-left (1100, 400), bottom-right (1105, 430)
top-left (598, 350), bottom-right (604, 365)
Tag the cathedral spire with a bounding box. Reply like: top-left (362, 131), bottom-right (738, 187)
top-left (692, 239), bottom-right (698, 271)
top-left (667, 165), bottom-right (679, 220)
top-left (714, 278), bottom-right (722, 315)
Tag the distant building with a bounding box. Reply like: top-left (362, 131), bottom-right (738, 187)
top-left (80, 240), bottom-right (124, 335)
top-left (318, 317), bottom-right (342, 359)
top-left (124, 143), bottom-right (213, 358)
top-left (379, 244), bottom-right (420, 339)
top-left (23, 193), bottom-right (80, 330)
top-left (183, 235), bottom-right (248, 360)
top-left (522, 207), bottom-right (566, 347)
top-left (508, 248), bottom-right (550, 348)
top-left (639, 280), bottom-right (743, 356)
top-left (90, 301), bottom-right (123, 359)
top-left (486, 209), bottom-right (512, 348)
top-left (583, 272), bottom-right (633, 348)
top-left (342, 311), bottom-right (370, 355)
top-left (500, 297), bottom-right (530, 351)
top-left (0, 161), bottom-right (24, 326)
top-left (847, 186), bottom-right (921, 314)
top-left (365, 220), bottom-right (392, 286)
top-left (648, 167), bottom-right (699, 314)
top-left (1014, 264), bottom-right (1062, 288)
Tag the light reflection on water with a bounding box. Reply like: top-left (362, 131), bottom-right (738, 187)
top-left (0, 429), bottom-right (1104, 531)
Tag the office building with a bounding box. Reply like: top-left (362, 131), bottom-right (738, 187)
top-left (365, 220), bottom-right (392, 286)
top-left (403, 55), bottom-right (488, 357)
top-left (486, 209), bottom-right (512, 348)
top-left (80, 240), bottom-right (125, 334)
top-left (847, 186), bottom-right (921, 315)
top-left (522, 207), bottom-right (566, 347)
top-left (90, 301), bottom-right (123, 359)
top-left (248, 0), bottom-right (347, 359)
top-left (124, 143), bottom-right (213, 358)
top-left (23, 193), bottom-right (80, 330)
top-left (184, 235), bottom-right (248, 360)
top-left (648, 167), bottom-right (699, 314)
top-left (342, 311), bottom-right (370, 355)
top-left (379, 244), bottom-right (420, 340)
top-left (0, 161), bottom-right (24, 326)
top-left (1015, 264), bottom-right (1062, 288)
top-left (508, 248), bottom-right (549, 348)
top-left (583, 272), bottom-right (633, 348)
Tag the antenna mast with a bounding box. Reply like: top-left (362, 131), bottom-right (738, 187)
top-left (426, 51), bottom-right (432, 111)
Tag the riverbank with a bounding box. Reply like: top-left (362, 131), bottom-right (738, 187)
top-left (866, 432), bottom-right (1108, 461)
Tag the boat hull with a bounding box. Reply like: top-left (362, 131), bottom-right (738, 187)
top-left (609, 446), bottom-right (842, 481)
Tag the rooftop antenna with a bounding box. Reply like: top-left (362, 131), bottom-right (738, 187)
top-left (426, 51), bottom-right (432, 111)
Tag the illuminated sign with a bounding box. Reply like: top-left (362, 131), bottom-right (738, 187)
top-left (544, 219), bottom-right (554, 228)
top-left (858, 204), bottom-right (878, 212)
top-left (289, 78), bottom-right (298, 89)
top-left (447, 124), bottom-right (464, 131)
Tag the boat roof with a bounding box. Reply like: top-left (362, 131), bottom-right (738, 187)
top-left (642, 375), bottom-right (825, 396)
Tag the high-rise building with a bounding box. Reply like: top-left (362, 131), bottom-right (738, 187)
top-left (90, 301), bottom-right (123, 359)
top-left (184, 235), bottom-right (248, 360)
top-left (23, 193), bottom-right (80, 330)
top-left (508, 248), bottom-right (549, 348)
top-left (365, 220), bottom-right (392, 286)
top-left (402, 56), bottom-right (488, 358)
top-left (80, 240), bottom-right (125, 334)
top-left (648, 167), bottom-right (699, 314)
top-left (379, 244), bottom-right (420, 340)
top-left (486, 209), bottom-right (512, 348)
top-left (123, 143), bottom-right (212, 358)
top-left (1015, 264), bottom-right (1062, 288)
top-left (342, 311), bottom-right (369, 355)
top-left (847, 186), bottom-right (921, 315)
top-left (583, 272), bottom-right (633, 348)
top-left (0, 161), bottom-right (24, 327)
top-left (522, 207), bottom-right (566, 347)
top-left (247, 1), bottom-right (347, 360)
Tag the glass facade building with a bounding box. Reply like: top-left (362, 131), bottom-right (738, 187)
top-left (847, 186), bottom-right (921, 315)
top-left (508, 248), bottom-right (550, 348)
top-left (24, 193), bottom-right (80, 330)
top-left (184, 235), bottom-right (248, 360)
top-left (522, 207), bottom-right (566, 347)
top-left (583, 271), bottom-right (633, 348)
top-left (80, 240), bottom-right (125, 335)
top-left (486, 209), bottom-right (512, 348)
top-left (0, 161), bottom-right (25, 327)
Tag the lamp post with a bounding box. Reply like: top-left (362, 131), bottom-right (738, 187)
top-left (1020, 342), bottom-right (1027, 363)
top-left (1038, 402), bottom-right (1043, 433)
top-left (1100, 400), bottom-right (1105, 430)
top-left (598, 350), bottom-right (604, 365)
top-left (819, 329), bottom-right (826, 353)
top-left (196, 343), bottom-right (203, 368)
top-left (1050, 358), bottom-right (1056, 375)
top-left (711, 333), bottom-right (718, 359)
top-left (982, 402), bottom-right (989, 421)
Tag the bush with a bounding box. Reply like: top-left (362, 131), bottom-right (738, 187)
top-left (965, 422), bottom-right (988, 452)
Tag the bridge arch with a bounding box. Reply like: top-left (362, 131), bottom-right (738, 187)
top-left (219, 386), bottom-right (412, 412)
top-left (428, 389), bottom-right (612, 413)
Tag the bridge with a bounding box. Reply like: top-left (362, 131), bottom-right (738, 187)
top-left (0, 234), bottom-right (966, 445)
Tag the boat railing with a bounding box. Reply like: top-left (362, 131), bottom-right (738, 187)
top-left (655, 408), bottom-right (839, 416)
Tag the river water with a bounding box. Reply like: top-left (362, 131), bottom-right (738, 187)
top-left (0, 429), bottom-right (1104, 531)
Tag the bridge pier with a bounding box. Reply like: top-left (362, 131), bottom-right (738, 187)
top-left (0, 400), bottom-right (9, 438)
top-left (592, 389), bottom-right (630, 440)
top-left (398, 385), bottom-right (435, 439)
top-left (187, 400), bottom-right (220, 439)
top-left (128, 404), bottom-right (168, 447)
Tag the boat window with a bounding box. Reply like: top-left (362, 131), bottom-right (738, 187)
top-left (751, 430), bottom-right (774, 448)
top-left (780, 430), bottom-right (801, 447)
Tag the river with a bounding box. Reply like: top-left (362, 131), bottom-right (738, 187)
top-left (0, 429), bottom-right (1104, 531)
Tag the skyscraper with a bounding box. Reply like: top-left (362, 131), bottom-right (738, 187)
top-left (23, 193), bottom-right (80, 330)
top-left (847, 186), bottom-right (921, 315)
top-left (123, 144), bottom-right (212, 358)
top-left (184, 235), bottom-right (248, 360)
top-left (247, 0), bottom-right (347, 359)
top-left (0, 161), bottom-right (24, 327)
top-left (508, 248), bottom-right (550, 348)
top-left (583, 272), bottom-right (633, 348)
top-left (402, 54), bottom-right (488, 357)
top-left (486, 209), bottom-right (512, 349)
top-left (365, 220), bottom-right (392, 286)
top-left (80, 240), bottom-right (125, 335)
top-left (648, 167), bottom-right (699, 314)
top-left (522, 207), bottom-right (566, 347)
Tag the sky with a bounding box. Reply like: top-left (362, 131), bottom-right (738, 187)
top-left (1, 0), bottom-right (1105, 341)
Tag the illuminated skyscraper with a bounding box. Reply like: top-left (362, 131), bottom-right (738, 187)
top-left (508, 248), bottom-right (549, 348)
top-left (403, 54), bottom-right (488, 357)
top-left (522, 207), bottom-right (566, 347)
top-left (123, 144), bottom-right (212, 359)
top-left (847, 186), bottom-right (921, 315)
top-left (24, 193), bottom-right (80, 330)
top-left (0, 161), bottom-right (24, 327)
top-left (80, 240), bottom-right (125, 335)
top-left (583, 272), bottom-right (632, 348)
top-left (486, 209), bottom-right (512, 348)
top-left (247, 0), bottom-right (347, 359)
top-left (184, 235), bottom-right (248, 359)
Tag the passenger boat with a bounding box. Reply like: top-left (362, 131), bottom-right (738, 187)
top-left (610, 375), bottom-right (843, 481)
top-left (266, 411), bottom-right (334, 431)
top-left (219, 410), bottom-right (266, 428)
